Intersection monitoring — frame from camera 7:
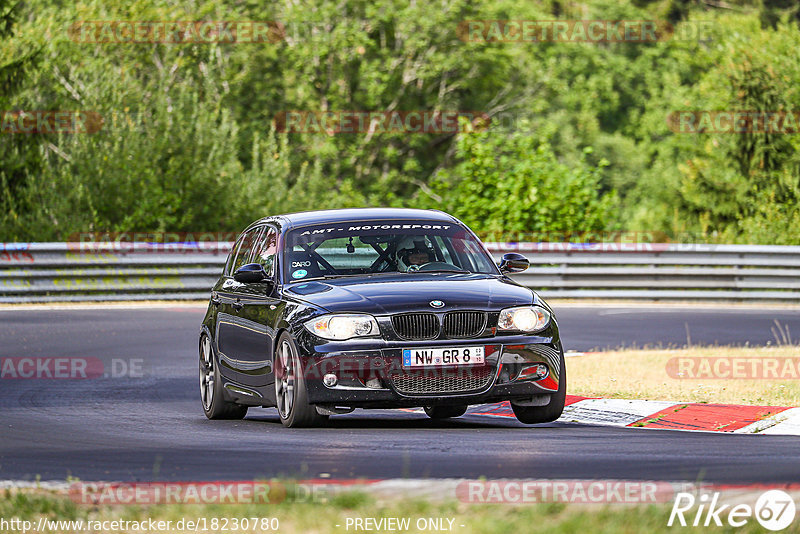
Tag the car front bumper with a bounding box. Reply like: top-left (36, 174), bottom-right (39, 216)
top-left (295, 332), bottom-right (563, 408)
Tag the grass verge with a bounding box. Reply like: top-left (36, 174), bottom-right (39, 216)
top-left (567, 346), bottom-right (800, 405)
top-left (0, 487), bottom-right (787, 534)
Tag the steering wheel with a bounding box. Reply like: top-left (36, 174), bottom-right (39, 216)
top-left (417, 261), bottom-right (461, 272)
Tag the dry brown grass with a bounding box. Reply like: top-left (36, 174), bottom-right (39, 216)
top-left (567, 346), bottom-right (800, 406)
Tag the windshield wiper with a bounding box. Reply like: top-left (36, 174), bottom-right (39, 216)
top-left (296, 274), bottom-right (363, 281)
top-left (407, 269), bottom-right (470, 274)
top-left (294, 270), bottom-right (471, 282)
top-left (292, 272), bottom-right (395, 282)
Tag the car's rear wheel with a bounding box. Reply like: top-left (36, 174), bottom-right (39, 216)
top-left (275, 332), bottom-right (328, 428)
top-left (200, 334), bottom-right (248, 420)
top-left (511, 352), bottom-right (566, 424)
top-left (424, 405), bottom-right (468, 419)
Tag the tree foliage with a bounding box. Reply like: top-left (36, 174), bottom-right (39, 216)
top-left (424, 123), bottom-right (615, 239)
top-left (0, 0), bottom-right (798, 243)
top-left (0, 0), bottom-right (41, 232)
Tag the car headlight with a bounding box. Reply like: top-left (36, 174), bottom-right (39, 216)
top-left (303, 314), bottom-right (380, 340)
top-left (497, 306), bottom-right (550, 333)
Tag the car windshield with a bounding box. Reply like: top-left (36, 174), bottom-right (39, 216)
top-left (282, 220), bottom-right (499, 282)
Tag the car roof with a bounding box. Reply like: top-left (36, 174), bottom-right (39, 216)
top-left (251, 208), bottom-right (460, 231)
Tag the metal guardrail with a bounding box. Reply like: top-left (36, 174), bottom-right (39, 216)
top-left (0, 243), bottom-right (230, 303)
top-left (1, 242), bottom-right (799, 303)
top-left (484, 242), bottom-right (800, 301)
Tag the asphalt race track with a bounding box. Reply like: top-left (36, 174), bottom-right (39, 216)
top-left (1, 304), bottom-right (799, 483)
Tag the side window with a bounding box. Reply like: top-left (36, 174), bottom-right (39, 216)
top-left (231, 226), bottom-right (264, 274)
top-left (252, 227), bottom-right (278, 277)
top-left (224, 233), bottom-right (246, 276)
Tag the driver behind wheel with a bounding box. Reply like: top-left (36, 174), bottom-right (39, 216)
top-left (396, 236), bottom-right (436, 271)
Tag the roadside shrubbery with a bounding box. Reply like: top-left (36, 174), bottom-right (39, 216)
top-left (1, 0), bottom-right (798, 243)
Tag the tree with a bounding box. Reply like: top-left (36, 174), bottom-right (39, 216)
top-left (422, 121), bottom-right (616, 241)
top-left (633, 13), bottom-right (800, 243)
top-left (0, 0), bottom-right (41, 239)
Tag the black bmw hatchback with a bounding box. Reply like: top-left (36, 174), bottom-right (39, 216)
top-left (200, 208), bottom-right (566, 427)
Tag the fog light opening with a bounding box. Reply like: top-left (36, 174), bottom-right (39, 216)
top-left (323, 373), bottom-right (338, 387)
top-left (518, 364), bottom-right (549, 380)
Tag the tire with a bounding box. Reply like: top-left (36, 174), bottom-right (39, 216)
top-left (511, 351), bottom-right (566, 424)
top-left (274, 332), bottom-right (328, 428)
top-left (424, 405), bottom-right (468, 419)
top-left (200, 333), bottom-right (248, 420)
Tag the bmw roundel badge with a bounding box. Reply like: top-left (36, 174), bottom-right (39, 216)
top-left (429, 300), bottom-right (445, 308)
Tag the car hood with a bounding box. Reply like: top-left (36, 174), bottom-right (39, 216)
top-left (284, 273), bottom-right (536, 315)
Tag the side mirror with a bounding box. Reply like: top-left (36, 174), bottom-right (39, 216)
top-left (498, 252), bottom-right (529, 274)
top-left (233, 263), bottom-right (268, 283)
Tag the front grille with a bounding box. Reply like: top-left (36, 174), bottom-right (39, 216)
top-left (443, 311), bottom-right (487, 338)
top-left (391, 311), bottom-right (488, 340)
top-left (390, 366), bottom-right (494, 395)
top-left (392, 313), bottom-right (439, 340)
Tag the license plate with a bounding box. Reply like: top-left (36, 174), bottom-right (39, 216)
top-left (402, 346), bottom-right (485, 368)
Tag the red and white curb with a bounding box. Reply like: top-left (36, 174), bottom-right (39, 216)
top-left (736, 407), bottom-right (800, 435)
top-left (446, 396), bottom-right (800, 435)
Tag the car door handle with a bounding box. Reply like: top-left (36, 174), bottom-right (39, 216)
top-left (233, 299), bottom-right (244, 311)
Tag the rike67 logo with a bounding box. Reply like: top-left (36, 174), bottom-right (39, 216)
top-left (669, 490), bottom-right (796, 531)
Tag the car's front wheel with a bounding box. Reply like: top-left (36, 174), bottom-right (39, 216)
top-left (200, 334), bottom-right (248, 420)
top-left (511, 352), bottom-right (566, 424)
top-left (274, 332), bottom-right (328, 428)
top-left (424, 405), bottom-right (468, 419)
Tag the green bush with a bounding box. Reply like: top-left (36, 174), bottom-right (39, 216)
top-left (1, 0), bottom-right (799, 243)
top-left (424, 123), bottom-right (616, 239)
